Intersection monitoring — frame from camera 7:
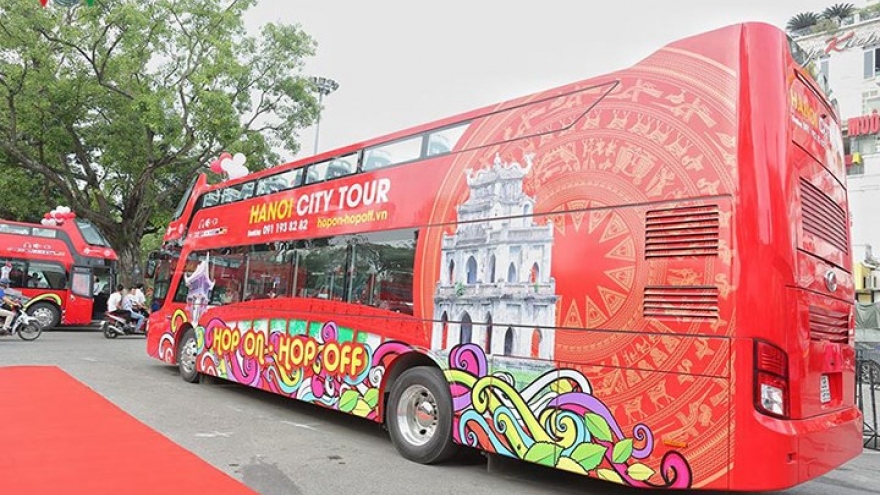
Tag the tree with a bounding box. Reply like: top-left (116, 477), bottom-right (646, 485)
top-left (0, 0), bottom-right (320, 284)
top-left (787, 12), bottom-right (821, 31)
top-left (823, 3), bottom-right (856, 23)
top-left (0, 164), bottom-right (65, 220)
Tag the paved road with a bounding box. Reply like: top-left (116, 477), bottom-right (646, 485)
top-left (1, 330), bottom-right (878, 495)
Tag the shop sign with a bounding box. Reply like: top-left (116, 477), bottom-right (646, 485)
top-left (848, 113), bottom-right (880, 136)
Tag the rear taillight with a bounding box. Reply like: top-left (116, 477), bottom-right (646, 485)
top-left (754, 340), bottom-right (789, 418)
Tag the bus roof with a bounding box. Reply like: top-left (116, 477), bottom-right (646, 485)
top-left (0, 217), bottom-right (118, 261)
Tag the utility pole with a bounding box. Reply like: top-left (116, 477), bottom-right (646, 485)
top-left (311, 76), bottom-right (339, 156)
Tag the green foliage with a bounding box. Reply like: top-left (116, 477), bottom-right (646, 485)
top-left (861, 2), bottom-right (880, 17)
top-left (787, 12), bottom-right (821, 31)
top-left (0, 165), bottom-right (64, 221)
top-left (811, 18), bottom-right (839, 34)
top-left (823, 3), bottom-right (856, 21)
top-left (0, 0), bottom-right (320, 281)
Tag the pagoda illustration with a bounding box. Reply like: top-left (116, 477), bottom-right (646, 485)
top-left (432, 153), bottom-right (558, 359)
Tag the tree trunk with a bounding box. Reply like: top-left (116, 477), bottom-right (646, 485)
top-left (103, 225), bottom-right (144, 289)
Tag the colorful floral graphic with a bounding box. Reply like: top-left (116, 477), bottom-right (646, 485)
top-left (445, 344), bottom-right (692, 488)
top-left (157, 308), bottom-right (690, 487)
top-left (160, 313), bottom-right (412, 421)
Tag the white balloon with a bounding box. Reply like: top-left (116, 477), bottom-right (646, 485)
top-left (232, 153), bottom-right (247, 167)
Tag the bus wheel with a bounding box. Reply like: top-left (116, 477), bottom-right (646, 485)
top-left (177, 329), bottom-right (199, 383)
top-left (387, 366), bottom-right (459, 464)
top-left (28, 303), bottom-right (60, 329)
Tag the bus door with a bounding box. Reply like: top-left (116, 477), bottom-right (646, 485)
top-left (91, 265), bottom-right (115, 318)
top-left (65, 265), bottom-right (95, 325)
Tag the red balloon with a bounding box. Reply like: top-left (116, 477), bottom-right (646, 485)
top-left (210, 160), bottom-right (223, 174)
top-left (44, 213), bottom-right (51, 219)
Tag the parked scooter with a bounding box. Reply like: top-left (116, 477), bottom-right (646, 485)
top-left (100, 310), bottom-right (146, 339)
top-left (0, 295), bottom-right (43, 341)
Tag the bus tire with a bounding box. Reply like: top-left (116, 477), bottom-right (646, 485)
top-left (177, 328), bottom-right (199, 383)
top-left (27, 302), bottom-right (60, 329)
top-left (387, 366), bottom-right (459, 464)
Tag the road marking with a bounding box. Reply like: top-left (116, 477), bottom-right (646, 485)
top-left (281, 421), bottom-right (320, 430)
top-left (195, 431), bottom-right (233, 438)
top-left (81, 358), bottom-right (97, 362)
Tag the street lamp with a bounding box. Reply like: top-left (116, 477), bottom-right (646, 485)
top-left (311, 76), bottom-right (339, 156)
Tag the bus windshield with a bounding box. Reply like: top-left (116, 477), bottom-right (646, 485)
top-left (75, 219), bottom-right (111, 247)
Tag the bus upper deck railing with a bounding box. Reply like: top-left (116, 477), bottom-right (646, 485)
top-left (857, 344), bottom-right (880, 450)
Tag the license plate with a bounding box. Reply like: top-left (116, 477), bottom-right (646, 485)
top-left (820, 374), bottom-right (831, 404)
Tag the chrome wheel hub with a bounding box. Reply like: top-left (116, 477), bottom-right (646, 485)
top-left (396, 385), bottom-right (438, 447)
top-left (180, 338), bottom-right (197, 374)
top-left (32, 308), bottom-right (54, 328)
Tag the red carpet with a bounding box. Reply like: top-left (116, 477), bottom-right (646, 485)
top-left (0, 366), bottom-right (258, 495)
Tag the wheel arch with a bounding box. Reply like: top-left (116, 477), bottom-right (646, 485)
top-left (379, 351), bottom-right (444, 425)
top-left (24, 298), bottom-right (63, 327)
top-left (172, 322), bottom-right (196, 365)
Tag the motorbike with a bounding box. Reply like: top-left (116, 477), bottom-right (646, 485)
top-left (1, 296), bottom-right (43, 341)
top-left (101, 309), bottom-right (147, 339)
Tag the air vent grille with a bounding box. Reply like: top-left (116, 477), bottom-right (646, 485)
top-left (644, 286), bottom-right (719, 320)
top-left (808, 305), bottom-right (849, 344)
top-left (800, 179), bottom-right (848, 253)
top-left (645, 205), bottom-right (720, 258)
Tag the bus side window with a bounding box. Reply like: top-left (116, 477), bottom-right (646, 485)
top-left (240, 181), bottom-right (256, 200)
top-left (172, 278), bottom-right (189, 303)
top-left (2, 260), bottom-right (27, 288)
top-left (202, 191), bottom-right (220, 208)
top-left (363, 136), bottom-right (422, 172)
top-left (257, 169), bottom-right (302, 195)
top-left (349, 229), bottom-right (416, 314)
top-left (27, 261), bottom-right (66, 289)
top-left (426, 123), bottom-right (468, 157)
top-left (326, 153), bottom-right (358, 180)
top-left (221, 187), bottom-right (241, 204)
top-left (305, 162), bottom-right (328, 184)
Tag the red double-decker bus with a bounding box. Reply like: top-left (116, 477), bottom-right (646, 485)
top-left (0, 216), bottom-right (117, 327)
top-left (146, 23), bottom-right (861, 490)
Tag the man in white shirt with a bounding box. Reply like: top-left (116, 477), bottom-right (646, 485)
top-left (106, 284), bottom-right (124, 313)
top-left (132, 283), bottom-right (147, 311)
top-left (122, 287), bottom-right (145, 333)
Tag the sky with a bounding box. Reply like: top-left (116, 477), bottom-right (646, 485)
top-left (243, 0), bottom-right (854, 162)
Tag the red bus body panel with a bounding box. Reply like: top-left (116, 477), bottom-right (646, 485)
top-left (0, 218), bottom-right (117, 326)
top-left (147, 23), bottom-right (861, 490)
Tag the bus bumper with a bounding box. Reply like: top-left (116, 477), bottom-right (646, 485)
top-left (732, 406), bottom-right (862, 490)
